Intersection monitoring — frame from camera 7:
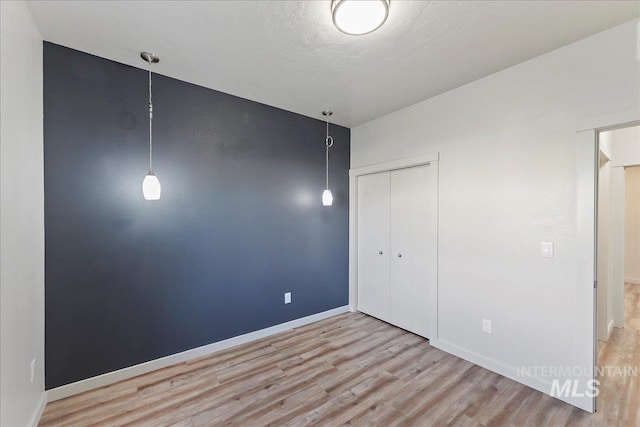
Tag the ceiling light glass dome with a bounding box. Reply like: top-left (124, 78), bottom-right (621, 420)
top-left (332, 0), bottom-right (390, 36)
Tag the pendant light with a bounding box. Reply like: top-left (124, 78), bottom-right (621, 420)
top-left (141, 51), bottom-right (161, 200)
top-left (322, 110), bottom-right (334, 206)
top-left (332, 0), bottom-right (390, 36)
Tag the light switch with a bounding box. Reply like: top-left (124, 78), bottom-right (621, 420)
top-left (541, 242), bottom-right (554, 258)
top-left (482, 319), bottom-right (492, 334)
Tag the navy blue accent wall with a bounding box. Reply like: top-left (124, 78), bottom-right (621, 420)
top-left (44, 43), bottom-right (350, 389)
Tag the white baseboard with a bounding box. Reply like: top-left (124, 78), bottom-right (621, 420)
top-left (27, 392), bottom-right (47, 427)
top-left (47, 306), bottom-right (349, 402)
top-left (431, 339), bottom-right (594, 413)
top-left (624, 277), bottom-right (640, 285)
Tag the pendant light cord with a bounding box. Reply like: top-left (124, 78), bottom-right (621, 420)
top-left (325, 119), bottom-right (333, 190)
top-left (325, 143), bottom-right (330, 190)
top-left (148, 65), bottom-right (153, 174)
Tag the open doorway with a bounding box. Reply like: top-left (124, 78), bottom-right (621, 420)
top-left (623, 166), bottom-right (640, 330)
top-left (597, 124), bottom-right (640, 340)
top-left (595, 123), bottom-right (639, 416)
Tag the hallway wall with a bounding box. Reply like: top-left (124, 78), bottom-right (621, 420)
top-left (625, 166), bottom-right (640, 283)
top-left (0, 1), bottom-right (46, 425)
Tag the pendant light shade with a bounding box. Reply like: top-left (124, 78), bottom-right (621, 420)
top-left (322, 189), bottom-right (334, 206)
top-left (322, 110), bottom-right (334, 207)
top-left (332, 0), bottom-right (390, 35)
top-left (141, 51), bottom-right (161, 201)
top-left (143, 173), bottom-right (161, 200)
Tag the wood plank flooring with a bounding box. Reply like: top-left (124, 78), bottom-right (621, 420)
top-left (40, 286), bottom-right (640, 426)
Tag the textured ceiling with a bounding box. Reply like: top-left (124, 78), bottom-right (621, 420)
top-left (27, 1), bottom-right (640, 127)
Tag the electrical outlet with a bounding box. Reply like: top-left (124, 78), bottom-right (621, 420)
top-left (541, 242), bottom-right (554, 258)
top-left (30, 359), bottom-right (36, 383)
top-left (482, 319), bottom-right (492, 334)
top-left (284, 292), bottom-right (291, 304)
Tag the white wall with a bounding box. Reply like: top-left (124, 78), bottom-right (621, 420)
top-left (0, 1), bottom-right (46, 426)
top-left (610, 166), bottom-right (626, 328)
top-left (612, 125), bottom-right (640, 167)
top-left (600, 131), bottom-right (613, 160)
top-left (601, 125), bottom-right (639, 329)
top-left (625, 166), bottom-right (640, 283)
top-left (597, 151), bottom-right (613, 341)
top-left (352, 19), bottom-right (639, 411)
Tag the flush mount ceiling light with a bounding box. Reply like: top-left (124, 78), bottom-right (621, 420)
top-left (322, 110), bottom-right (334, 207)
top-left (332, 0), bottom-right (390, 35)
top-left (141, 51), bottom-right (161, 201)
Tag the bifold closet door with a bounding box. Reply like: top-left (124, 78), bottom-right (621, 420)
top-left (357, 171), bottom-right (391, 322)
top-left (389, 164), bottom-right (436, 338)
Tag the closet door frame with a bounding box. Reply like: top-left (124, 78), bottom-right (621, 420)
top-left (349, 152), bottom-right (439, 342)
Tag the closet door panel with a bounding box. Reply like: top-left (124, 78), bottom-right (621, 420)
top-left (357, 172), bottom-right (391, 322)
top-left (390, 164), bottom-right (436, 338)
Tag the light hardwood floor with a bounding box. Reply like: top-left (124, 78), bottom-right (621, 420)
top-left (40, 287), bottom-right (640, 426)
